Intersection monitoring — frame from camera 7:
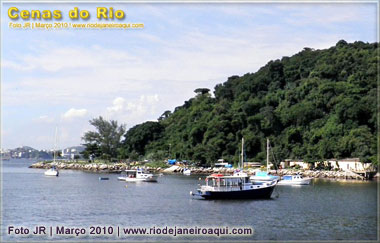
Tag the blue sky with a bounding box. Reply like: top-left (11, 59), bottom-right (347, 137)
top-left (1, 2), bottom-right (378, 150)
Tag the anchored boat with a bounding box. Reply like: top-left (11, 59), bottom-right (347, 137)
top-left (183, 168), bottom-right (191, 176)
top-left (277, 174), bottom-right (311, 185)
top-left (191, 173), bottom-right (277, 199)
top-left (44, 127), bottom-right (59, 177)
top-left (191, 138), bottom-right (277, 199)
top-left (250, 139), bottom-right (279, 183)
top-left (44, 165), bottom-right (59, 176)
top-left (118, 169), bottom-right (158, 182)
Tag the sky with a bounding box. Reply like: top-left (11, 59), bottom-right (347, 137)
top-left (1, 2), bottom-right (378, 150)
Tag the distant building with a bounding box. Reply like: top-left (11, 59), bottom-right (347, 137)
top-left (0, 149), bottom-right (11, 160)
top-left (281, 159), bottom-right (312, 169)
top-left (327, 158), bottom-right (373, 171)
top-left (281, 158), bottom-right (373, 171)
top-left (61, 146), bottom-right (84, 160)
top-left (244, 162), bottom-right (262, 168)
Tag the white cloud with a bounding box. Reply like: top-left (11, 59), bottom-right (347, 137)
top-left (1, 3), bottom-right (376, 150)
top-left (107, 97), bottom-right (126, 113)
top-left (4, 46), bottom-right (133, 72)
top-left (282, 4), bottom-right (365, 26)
top-left (106, 95), bottom-right (160, 126)
top-left (62, 108), bottom-right (88, 120)
top-left (33, 115), bottom-right (55, 123)
top-left (1, 60), bottom-right (34, 71)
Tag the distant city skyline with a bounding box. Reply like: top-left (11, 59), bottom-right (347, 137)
top-left (1, 2), bottom-right (378, 150)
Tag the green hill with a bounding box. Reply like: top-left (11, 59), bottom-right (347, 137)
top-left (121, 40), bottom-right (378, 167)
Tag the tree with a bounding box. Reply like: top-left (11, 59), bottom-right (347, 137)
top-left (194, 88), bottom-right (210, 95)
top-left (122, 121), bottom-right (164, 156)
top-left (114, 41), bottom-right (377, 166)
top-left (158, 110), bottom-right (172, 121)
top-left (80, 143), bottom-right (101, 160)
top-left (82, 116), bottom-right (126, 161)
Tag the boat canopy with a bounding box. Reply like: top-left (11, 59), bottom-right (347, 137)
top-left (209, 174), bottom-right (224, 177)
top-left (256, 171), bottom-right (269, 176)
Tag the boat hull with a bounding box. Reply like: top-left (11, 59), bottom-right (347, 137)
top-left (121, 176), bottom-right (158, 182)
top-left (183, 170), bottom-right (191, 176)
top-left (44, 170), bottom-right (59, 176)
top-left (199, 185), bottom-right (275, 200)
top-left (277, 178), bottom-right (311, 185)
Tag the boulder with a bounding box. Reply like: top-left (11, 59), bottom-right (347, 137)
top-left (163, 165), bottom-right (180, 173)
top-left (99, 164), bottom-right (108, 170)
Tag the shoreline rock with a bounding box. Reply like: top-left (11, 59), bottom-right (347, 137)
top-left (29, 162), bottom-right (375, 180)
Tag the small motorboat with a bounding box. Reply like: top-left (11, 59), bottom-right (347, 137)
top-left (44, 165), bottom-right (59, 176)
top-left (183, 168), bottom-right (191, 176)
top-left (118, 169), bottom-right (158, 182)
top-left (99, 177), bottom-right (109, 180)
top-left (277, 174), bottom-right (311, 185)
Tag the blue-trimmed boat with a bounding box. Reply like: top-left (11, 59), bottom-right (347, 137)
top-left (250, 139), bottom-right (279, 184)
top-left (250, 171), bottom-right (279, 184)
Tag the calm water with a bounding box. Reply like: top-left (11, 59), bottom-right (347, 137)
top-left (1, 159), bottom-right (378, 241)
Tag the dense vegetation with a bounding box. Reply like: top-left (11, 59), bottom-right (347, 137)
top-left (83, 40), bottom-right (378, 167)
top-left (82, 116), bottom-right (126, 161)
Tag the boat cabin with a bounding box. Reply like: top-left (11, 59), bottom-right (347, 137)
top-left (124, 169), bottom-right (155, 179)
top-left (124, 169), bottom-right (148, 178)
top-left (124, 170), bottom-right (137, 178)
top-left (282, 175), bottom-right (303, 180)
top-left (204, 174), bottom-right (252, 191)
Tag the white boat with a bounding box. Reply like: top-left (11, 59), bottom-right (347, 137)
top-left (250, 139), bottom-right (279, 183)
top-left (277, 174), bottom-right (311, 185)
top-left (45, 127), bottom-right (59, 177)
top-left (44, 165), bottom-right (59, 176)
top-left (183, 168), bottom-right (191, 175)
top-left (118, 169), bottom-right (158, 182)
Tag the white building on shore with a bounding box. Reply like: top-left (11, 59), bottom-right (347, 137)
top-left (281, 159), bottom-right (312, 169)
top-left (281, 158), bottom-right (374, 172)
top-left (327, 158), bottom-right (373, 172)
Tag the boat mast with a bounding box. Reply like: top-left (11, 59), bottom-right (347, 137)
top-left (266, 138), bottom-right (269, 173)
top-left (53, 127), bottom-right (58, 163)
top-left (241, 138), bottom-right (244, 169)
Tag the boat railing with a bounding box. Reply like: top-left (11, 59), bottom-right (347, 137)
top-left (201, 184), bottom-right (253, 192)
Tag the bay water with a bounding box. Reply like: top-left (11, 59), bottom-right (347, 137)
top-left (1, 159), bottom-right (377, 241)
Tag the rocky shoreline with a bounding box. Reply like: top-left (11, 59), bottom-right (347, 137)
top-left (29, 161), bottom-right (377, 180)
top-left (163, 165), bottom-right (374, 180)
